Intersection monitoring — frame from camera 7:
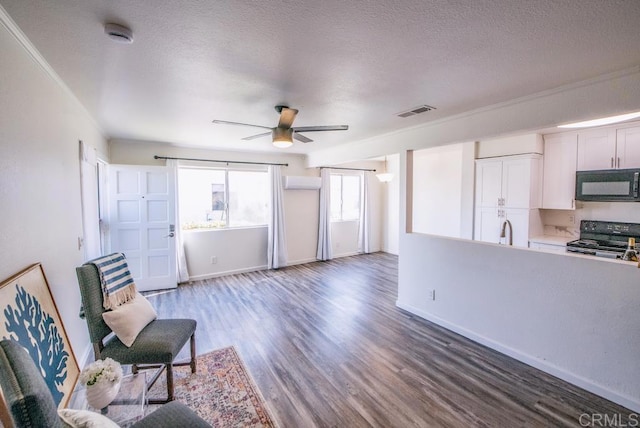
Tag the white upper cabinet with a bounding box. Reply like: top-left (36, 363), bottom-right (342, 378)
top-left (474, 154), bottom-right (543, 247)
top-left (577, 128), bottom-right (616, 170)
top-left (475, 160), bottom-right (503, 208)
top-left (475, 155), bottom-right (542, 210)
top-left (542, 132), bottom-right (577, 210)
top-left (616, 126), bottom-right (640, 169)
top-left (577, 124), bottom-right (640, 170)
top-left (502, 157), bottom-right (539, 208)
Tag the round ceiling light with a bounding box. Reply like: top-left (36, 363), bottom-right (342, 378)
top-left (272, 128), bottom-right (294, 148)
top-left (104, 23), bottom-right (134, 44)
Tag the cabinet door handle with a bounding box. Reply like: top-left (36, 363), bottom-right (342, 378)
top-left (571, 198), bottom-right (575, 209)
top-left (617, 157), bottom-right (621, 168)
top-left (611, 157), bottom-right (614, 168)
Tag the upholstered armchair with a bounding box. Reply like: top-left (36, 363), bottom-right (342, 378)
top-left (0, 340), bottom-right (210, 428)
top-left (76, 261), bottom-right (196, 404)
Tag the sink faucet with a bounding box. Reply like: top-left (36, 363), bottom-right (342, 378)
top-left (500, 219), bottom-right (513, 246)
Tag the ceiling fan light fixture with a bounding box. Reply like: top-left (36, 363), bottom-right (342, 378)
top-left (272, 128), bottom-right (293, 148)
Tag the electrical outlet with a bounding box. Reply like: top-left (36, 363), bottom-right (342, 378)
top-left (568, 214), bottom-right (575, 225)
top-left (428, 289), bottom-right (436, 301)
top-left (210, 256), bottom-right (218, 264)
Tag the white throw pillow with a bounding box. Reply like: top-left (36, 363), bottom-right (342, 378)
top-left (58, 409), bottom-right (120, 428)
top-left (102, 292), bottom-right (157, 347)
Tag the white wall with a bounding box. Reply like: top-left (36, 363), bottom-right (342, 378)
top-left (412, 145), bottom-right (463, 237)
top-left (331, 221), bottom-right (360, 257)
top-left (183, 227), bottom-right (268, 279)
top-left (398, 232), bottom-right (640, 411)
top-left (283, 187), bottom-right (320, 265)
top-left (0, 17), bottom-right (108, 360)
top-left (384, 154), bottom-right (400, 254)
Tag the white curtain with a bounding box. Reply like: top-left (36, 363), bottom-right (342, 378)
top-left (79, 141), bottom-right (101, 261)
top-left (358, 171), bottom-right (371, 254)
top-left (268, 165), bottom-right (288, 269)
top-left (316, 168), bottom-right (333, 261)
top-left (167, 159), bottom-right (190, 283)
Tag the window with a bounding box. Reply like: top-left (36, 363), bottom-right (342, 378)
top-left (178, 167), bottom-right (268, 230)
top-left (330, 174), bottom-right (361, 221)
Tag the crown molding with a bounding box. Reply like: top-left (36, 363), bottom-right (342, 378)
top-left (0, 4), bottom-right (105, 136)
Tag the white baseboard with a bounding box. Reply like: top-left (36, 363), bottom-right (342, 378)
top-left (286, 257), bottom-right (317, 266)
top-left (186, 252), bottom-right (388, 282)
top-left (396, 300), bottom-right (640, 413)
top-left (187, 265), bottom-right (268, 281)
top-left (332, 251), bottom-right (361, 258)
top-left (78, 342), bottom-right (93, 369)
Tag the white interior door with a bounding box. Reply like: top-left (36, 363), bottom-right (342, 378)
top-left (108, 165), bottom-right (177, 291)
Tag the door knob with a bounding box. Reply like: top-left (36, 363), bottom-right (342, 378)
top-left (165, 232), bottom-right (175, 238)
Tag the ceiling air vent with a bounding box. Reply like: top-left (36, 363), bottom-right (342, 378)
top-left (396, 105), bottom-right (437, 118)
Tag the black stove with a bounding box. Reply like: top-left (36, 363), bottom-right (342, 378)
top-left (566, 220), bottom-right (640, 259)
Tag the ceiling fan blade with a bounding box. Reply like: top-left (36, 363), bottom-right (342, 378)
top-left (293, 132), bottom-right (313, 143)
top-left (292, 125), bottom-right (349, 132)
top-left (212, 119), bottom-right (272, 130)
top-left (241, 131), bottom-right (272, 141)
top-left (278, 108), bottom-right (299, 129)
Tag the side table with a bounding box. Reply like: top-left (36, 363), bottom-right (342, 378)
top-left (67, 372), bottom-right (147, 427)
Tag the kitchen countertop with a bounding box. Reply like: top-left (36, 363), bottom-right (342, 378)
top-left (529, 235), bottom-right (574, 246)
top-left (529, 235), bottom-right (639, 266)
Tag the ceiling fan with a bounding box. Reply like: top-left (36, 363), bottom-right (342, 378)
top-left (212, 105), bottom-right (349, 148)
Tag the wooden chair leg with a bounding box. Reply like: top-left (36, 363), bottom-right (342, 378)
top-left (166, 364), bottom-right (174, 401)
top-left (190, 333), bottom-right (196, 374)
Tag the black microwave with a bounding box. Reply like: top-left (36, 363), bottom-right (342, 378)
top-left (575, 169), bottom-right (640, 202)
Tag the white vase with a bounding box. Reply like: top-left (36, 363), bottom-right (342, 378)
top-left (85, 380), bottom-right (121, 409)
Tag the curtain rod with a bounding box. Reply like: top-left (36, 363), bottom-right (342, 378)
top-left (154, 155), bottom-right (288, 167)
top-left (318, 166), bottom-right (376, 172)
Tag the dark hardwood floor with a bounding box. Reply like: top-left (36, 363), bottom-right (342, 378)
top-left (147, 252), bottom-right (633, 427)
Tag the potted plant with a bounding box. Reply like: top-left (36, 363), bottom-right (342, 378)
top-left (79, 357), bottom-right (123, 409)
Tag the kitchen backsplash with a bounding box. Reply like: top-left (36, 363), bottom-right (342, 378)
top-left (542, 224), bottom-right (579, 238)
top-left (540, 202), bottom-right (640, 237)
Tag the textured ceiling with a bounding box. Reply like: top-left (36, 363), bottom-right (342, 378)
top-left (2, 0), bottom-right (640, 154)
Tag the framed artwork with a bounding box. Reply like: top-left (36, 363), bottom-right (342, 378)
top-left (0, 263), bottom-right (79, 409)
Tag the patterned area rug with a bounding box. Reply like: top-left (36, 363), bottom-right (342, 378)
top-left (147, 347), bottom-right (278, 427)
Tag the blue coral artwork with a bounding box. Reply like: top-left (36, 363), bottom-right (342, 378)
top-left (0, 264), bottom-right (79, 408)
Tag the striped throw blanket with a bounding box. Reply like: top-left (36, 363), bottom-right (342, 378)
top-left (88, 253), bottom-right (137, 310)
